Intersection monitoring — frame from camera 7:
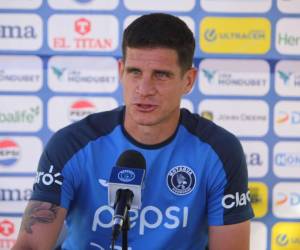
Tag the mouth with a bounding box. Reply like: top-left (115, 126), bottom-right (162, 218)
top-left (134, 103), bottom-right (158, 112)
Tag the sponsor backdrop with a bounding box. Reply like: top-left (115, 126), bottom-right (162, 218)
top-left (0, 1), bottom-right (299, 249)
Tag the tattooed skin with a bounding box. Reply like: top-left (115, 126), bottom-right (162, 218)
top-left (21, 202), bottom-right (59, 234)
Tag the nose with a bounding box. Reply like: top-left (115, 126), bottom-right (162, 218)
top-left (136, 76), bottom-right (157, 96)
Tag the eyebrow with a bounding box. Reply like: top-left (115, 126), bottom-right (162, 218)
top-left (153, 69), bottom-right (174, 77)
top-left (125, 66), bottom-right (140, 72)
top-left (125, 66), bottom-right (174, 77)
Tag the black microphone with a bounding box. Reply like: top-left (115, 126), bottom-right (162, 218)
top-left (108, 150), bottom-right (146, 241)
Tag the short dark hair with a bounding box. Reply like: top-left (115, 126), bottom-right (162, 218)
top-left (122, 13), bottom-right (195, 72)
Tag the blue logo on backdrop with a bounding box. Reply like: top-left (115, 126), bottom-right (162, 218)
top-left (277, 70), bottom-right (292, 85)
top-left (118, 169), bottom-right (135, 182)
top-left (275, 153), bottom-right (300, 167)
top-left (167, 166), bottom-right (196, 196)
top-left (201, 69), bottom-right (217, 83)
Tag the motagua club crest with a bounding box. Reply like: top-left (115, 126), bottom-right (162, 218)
top-left (167, 165), bottom-right (196, 196)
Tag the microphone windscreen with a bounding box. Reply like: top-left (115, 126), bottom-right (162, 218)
top-left (116, 149), bottom-right (146, 170)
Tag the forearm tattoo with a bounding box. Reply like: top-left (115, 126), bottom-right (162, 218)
top-left (21, 202), bottom-right (59, 234)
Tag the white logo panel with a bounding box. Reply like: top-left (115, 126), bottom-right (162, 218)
top-left (275, 60), bottom-right (300, 97)
top-left (199, 59), bottom-right (270, 96)
top-left (0, 14), bottom-right (42, 51)
top-left (241, 141), bottom-right (268, 178)
top-left (0, 216), bottom-right (22, 249)
top-left (201, 0), bottom-right (272, 13)
top-left (276, 18), bottom-right (300, 55)
top-left (0, 56), bottom-right (42, 92)
top-left (273, 182), bottom-right (300, 218)
top-left (198, 100), bottom-right (269, 137)
top-left (0, 177), bottom-right (34, 214)
top-left (47, 96), bottom-right (118, 132)
top-left (48, 0), bottom-right (119, 10)
top-left (273, 141), bottom-right (300, 178)
top-left (48, 14), bottom-right (118, 52)
top-left (0, 136), bottom-right (42, 174)
top-left (0, 96), bottom-right (43, 132)
top-left (124, 0), bottom-right (195, 11)
top-left (250, 222), bottom-right (267, 250)
top-left (278, 0), bottom-right (300, 14)
top-left (0, 0), bottom-right (42, 9)
top-left (48, 56), bottom-right (118, 93)
top-left (274, 101), bottom-right (300, 137)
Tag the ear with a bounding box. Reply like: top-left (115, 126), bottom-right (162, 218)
top-left (118, 59), bottom-right (125, 83)
top-left (182, 67), bottom-right (198, 95)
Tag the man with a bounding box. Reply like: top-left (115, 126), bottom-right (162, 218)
top-left (13, 13), bottom-right (253, 250)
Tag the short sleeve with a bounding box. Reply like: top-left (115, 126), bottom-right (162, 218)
top-left (207, 134), bottom-right (254, 225)
top-left (30, 128), bottom-right (82, 209)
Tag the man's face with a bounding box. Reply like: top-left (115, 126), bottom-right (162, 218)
top-left (119, 47), bottom-right (196, 128)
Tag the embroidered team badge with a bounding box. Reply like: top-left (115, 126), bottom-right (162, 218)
top-left (166, 165), bottom-right (196, 195)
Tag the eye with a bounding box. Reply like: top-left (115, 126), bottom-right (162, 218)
top-left (154, 71), bottom-right (171, 80)
top-left (127, 68), bottom-right (141, 77)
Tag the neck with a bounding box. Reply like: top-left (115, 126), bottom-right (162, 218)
top-left (124, 110), bottom-right (180, 145)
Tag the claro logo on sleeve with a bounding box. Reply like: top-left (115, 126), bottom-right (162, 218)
top-left (222, 191), bottom-right (251, 209)
top-left (35, 165), bottom-right (62, 186)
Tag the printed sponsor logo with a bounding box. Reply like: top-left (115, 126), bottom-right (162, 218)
top-left (0, 136), bottom-right (42, 174)
top-left (273, 182), bottom-right (300, 218)
top-left (0, 177), bottom-right (34, 214)
top-left (250, 222), bottom-right (267, 250)
top-left (276, 18), bottom-right (300, 55)
top-left (124, 0), bottom-right (195, 11)
top-left (201, 0), bottom-right (271, 13)
top-left (166, 166), bottom-right (196, 196)
top-left (199, 59), bottom-right (270, 96)
top-left (0, 220), bottom-right (14, 237)
top-left (222, 191), bottom-right (251, 209)
top-left (274, 141), bottom-right (300, 178)
top-left (92, 205), bottom-right (188, 235)
top-left (198, 100), bottom-right (269, 137)
top-left (0, 55), bottom-right (42, 92)
top-left (241, 141), bottom-right (268, 178)
top-left (35, 165), bottom-right (62, 187)
top-left (275, 60), bottom-right (300, 97)
top-left (274, 101), bottom-right (300, 137)
top-left (249, 182), bottom-right (268, 218)
top-left (0, 96), bottom-right (42, 132)
top-left (0, 14), bottom-right (42, 51)
top-left (0, 139), bottom-right (20, 167)
top-left (48, 14), bottom-right (118, 52)
top-left (0, 0), bottom-right (42, 9)
top-left (0, 217), bottom-right (21, 249)
top-left (200, 17), bottom-right (271, 54)
top-left (272, 222), bottom-right (300, 250)
top-left (47, 96), bottom-right (118, 132)
top-left (48, 56), bottom-right (118, 93)
top-left (48, 0), bottom-right (118, 10)
top-left (278, 0), bottom-right (300, 14)
top-left (68, 99), bottom-right (97, 122)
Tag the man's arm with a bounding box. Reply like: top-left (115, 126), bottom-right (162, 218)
top-left (209, 220), bottom-right (251, 250)
top-left (12, 200), bottom-right (67, 250)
